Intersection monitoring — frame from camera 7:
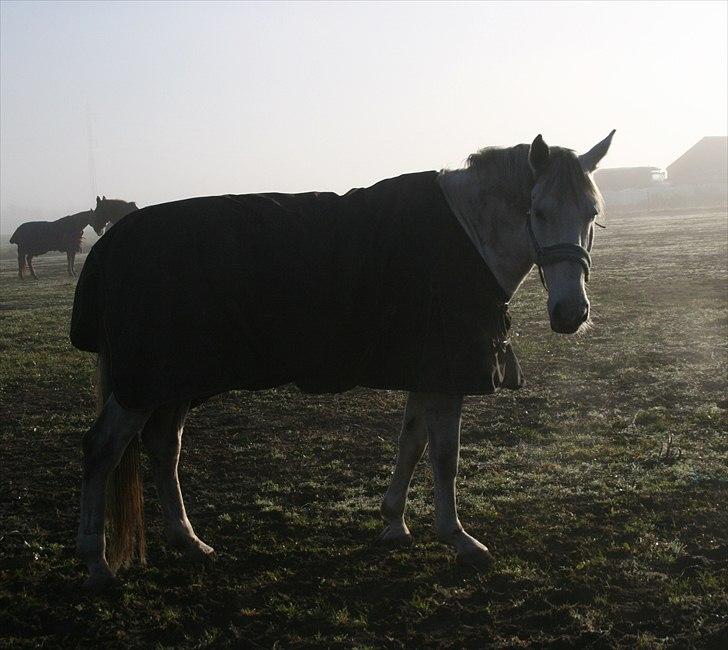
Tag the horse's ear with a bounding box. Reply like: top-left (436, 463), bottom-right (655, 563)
top-left (579, 130), bottom-right (616, 173)
top-left (528, 134), bottom-right (550, 176)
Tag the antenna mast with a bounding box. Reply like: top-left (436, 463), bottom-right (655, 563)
top-left (86, 103), bottom-right (97, 200)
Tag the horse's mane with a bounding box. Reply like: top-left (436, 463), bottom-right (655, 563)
top-left (101, 198), bottom-right (136, 207)
top-left (466, 144), bottom-right (533, 209)
top-left (466, 144), bottom-right (603, 212)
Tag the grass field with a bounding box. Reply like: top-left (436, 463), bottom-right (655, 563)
top-left (1, 210), bottom-right (726, 648)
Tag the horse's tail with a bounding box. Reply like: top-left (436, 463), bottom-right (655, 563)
top-left (95, 346), bottom-right (146, 570)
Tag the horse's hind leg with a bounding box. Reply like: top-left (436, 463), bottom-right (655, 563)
top-left (141, 402), bottom-right (215, 561)
top-left (17, 250), bottom-right (25, 279)
top-left (77, 394), bottom-right (151, 589)
top-left (379, 393), bottom-right (429, 546)
top-left (26, 255), bottom-right (37, 279)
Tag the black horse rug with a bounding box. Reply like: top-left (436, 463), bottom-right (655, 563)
top-left (71, 171), bottom-right (524, 410)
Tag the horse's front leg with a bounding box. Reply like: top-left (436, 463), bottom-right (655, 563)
top-left (379, 393), bottom-right (429, 545)
top-left (141, 401), bottom-right (215, 561)
top-left (425, 393), bottom-right (493, 569)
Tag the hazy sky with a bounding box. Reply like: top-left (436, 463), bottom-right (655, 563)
top-left (1, 1), bottom-right (726, 231)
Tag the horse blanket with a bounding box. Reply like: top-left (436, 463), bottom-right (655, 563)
top-left (70, 171), bottom-right (524, 410)
top-left (10, 220), bottom-right (84, 255)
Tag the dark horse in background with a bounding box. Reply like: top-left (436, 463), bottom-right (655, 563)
top-left (93, 196), bottom-right (138, 233)
top-left (9, 197), bottom-right (137, 279)
top-left (11, 209), bottom-right (96, 278)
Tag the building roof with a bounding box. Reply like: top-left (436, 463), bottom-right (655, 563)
top-left (667, 136), bottom-right (727, 185)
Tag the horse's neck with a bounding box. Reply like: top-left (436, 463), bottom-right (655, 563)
top-left (109, 211), bottom-right (125, 225)
top-left (60, 210), bottom-right (93, 229)
top-left (109, 203), bottom-right (135, 225)
top-left (438, 168), bottom-right (534, 298)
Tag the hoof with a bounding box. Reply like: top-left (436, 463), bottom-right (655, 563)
top-left (456, 547), bottom-right (494, 571)
top-left (182, 541), bottom-right (217, 563)
top-left (83, 571), bottom-right (117, 592)
top-left (376, 525), bottom-right (413, 548)
top-left (168, 531), bottom-right (216, 562)
top-left (187, 546), bottom-right (216, 563)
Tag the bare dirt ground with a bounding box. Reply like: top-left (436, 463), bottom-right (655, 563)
top-left (1, 210), bottom-right (726, 648)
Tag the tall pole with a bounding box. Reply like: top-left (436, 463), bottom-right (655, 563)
top-left (86, 103), bottom-right (97, 201)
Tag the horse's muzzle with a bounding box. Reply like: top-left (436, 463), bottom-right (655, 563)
top-left (550, 300), bottom-right (589, 334)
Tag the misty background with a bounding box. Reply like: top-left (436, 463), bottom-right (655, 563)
top-left (1, 0), bottom-right (727, 240)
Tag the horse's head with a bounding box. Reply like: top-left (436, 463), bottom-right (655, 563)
top-left (90, 200), bottom-right (108, 236)
top-left (93, 196), bottom-right (138, 235)
top-left (528, 131), bottom-right (614, 334)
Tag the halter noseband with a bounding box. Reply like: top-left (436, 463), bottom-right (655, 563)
top-left (526, 210), bottom-right (592, 290)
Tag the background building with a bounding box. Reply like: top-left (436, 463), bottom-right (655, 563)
top-left (666, 136), bottom-right (727, 186)
top-left (597, 136), bottom-right (727, 211)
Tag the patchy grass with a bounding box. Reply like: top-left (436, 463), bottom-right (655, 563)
top-left (1, 210), bottom-right (727, 648)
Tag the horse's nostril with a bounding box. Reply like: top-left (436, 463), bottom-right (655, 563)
top-left (552, 301), bottom-right (588, 328)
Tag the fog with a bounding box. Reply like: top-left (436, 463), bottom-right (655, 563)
top-left (1, 1), bottom-right (727, 237)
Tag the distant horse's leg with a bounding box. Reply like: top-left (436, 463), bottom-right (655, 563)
top-left (77, 394), bottom-right (151, 589)
top-left (141, 402), bottom-right (215, 561)
top-left (17, 249), bottom-right (25, 279)
top-left (379, 393), bottom-right (429, 545)
top-left (424, 392), bottom-right (493, 569)
top-left (26, 255), bottom-right (37, 279)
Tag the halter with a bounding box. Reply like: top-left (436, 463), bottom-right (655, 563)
top-left (526, 209), bottom-right (592, 290)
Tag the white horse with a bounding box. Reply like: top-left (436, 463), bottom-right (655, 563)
top-left (76, 132), bottom-right (614, 589)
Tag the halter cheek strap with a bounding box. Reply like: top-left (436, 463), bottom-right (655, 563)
top-left (526, 210), bottom-right (592, 290)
